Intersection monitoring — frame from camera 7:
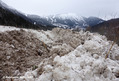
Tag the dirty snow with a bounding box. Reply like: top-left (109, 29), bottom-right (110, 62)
top-left (0, 28), bottom-right (52, 81)
top-left (1, 26), bottom-right (119, 81)
top-left (22, 28), bottom-right (119, 81)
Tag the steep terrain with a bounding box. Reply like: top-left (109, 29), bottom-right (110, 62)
top-left (0, 26), bottom-right (119, 81)
top-left (0, 0), bottom-right (104, 30)
top-left (0, 0), bottom-right (54, 30)
top-left (83, 16), bottom-right (104, 26)
top-left (87, 18), bottom-right (119, 44)
top-left (28, 13), bottom-right (104, 29)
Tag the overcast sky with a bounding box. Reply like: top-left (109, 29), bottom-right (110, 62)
top-left (2, 0), bottom-right (119, 20)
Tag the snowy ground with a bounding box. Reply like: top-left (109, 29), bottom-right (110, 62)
top-left (0, 26), bottom-right (20, 32)
top-left (0, 26), bottom-right (119, 81)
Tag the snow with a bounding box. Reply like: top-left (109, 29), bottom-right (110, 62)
top-left (16, 28), bottom-right (119, 81)
top-left (0, 0), bottom-right (12, 9)
top-left (0, 25), bottom-right (20, 32)
top-left (1, 26), bottom-right (119, 81)
top-left (35, 13), bottom-right (93, 29)
top-left (49, 13), bottom-right (84, 22)
top-left (30, 29), bottom-right (54, 44)
top-left (56, 13), bottom-right (80, 20)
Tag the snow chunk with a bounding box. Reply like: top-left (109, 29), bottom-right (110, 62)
top-left (14, 28), bottom-right (119, 81)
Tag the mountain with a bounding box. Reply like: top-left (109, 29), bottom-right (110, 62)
top-left (28, 13), bottom-right (104, 29)
top-left (27, 14), bottom-right (55, 27)
top-left (44, 13), bottom-right (88, 29)
top-left (87, 18), bottom-right (119, 44)
top-left (83, 16), bottom-right (104, 26)
top-left (0, 0), bottom-right (54, 30)
top-left (0, 0), bottom-right (104, 30)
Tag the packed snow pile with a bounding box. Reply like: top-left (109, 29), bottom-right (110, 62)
top-left (22, 28), bottom-right (119, 81)
top-left (0, 26), bottom-right (50, 80)
top-left (0, 26), bottom-right (119, 81)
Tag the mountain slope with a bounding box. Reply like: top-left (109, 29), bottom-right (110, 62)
top-left (28, 13), bottom-right (104, 29)
top-left (0, 0), bottom-right (104, 30)
top-left (87, 18), bottom-right (119, 44)
top-left (0, 0), bottom-right (54, 30)
top-left (27, 14), bottom-right (55, 27)
top-left (83, 16), bottom-right (104, 26)
top-left (46, 13), bottom-right (87, 29)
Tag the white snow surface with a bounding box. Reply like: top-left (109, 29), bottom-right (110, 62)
top-left (0, 25), bottom-right (20, 32)
top-left (43, 13), bottom-right (85, 22)
top-left (23, 28), bottom-right (119, 81)
top-left (53, 13), bottom-right (82, 20)
top-left (42, 13), bottom-right (82, 20)
top-left (1, 26), bottom-right (119, 81)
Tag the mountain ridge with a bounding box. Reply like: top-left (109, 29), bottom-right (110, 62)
top-left (0, 0), bottom-right (54, 30)
top-left (28, 13), bottom-right (105, 29)
top-left (87, 18), bottom-right (119, 44)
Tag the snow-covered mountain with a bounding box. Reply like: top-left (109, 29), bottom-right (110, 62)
top-left (83, 16), bottom-right (104, 26)
top-left (1, 0), bottom-right (104, 30)
top-left (28, 13), bottom-right (105, 29)
top-left (27, 15), bottom-right (54, 27)
top-left (0, 0), bottom-right (55, 30)
top-left (0, 0), bottom-right (33, 24)
top-left (0, 0), bottom-right (105, 30)
top-left (44, 13), bottom-right (88, 29)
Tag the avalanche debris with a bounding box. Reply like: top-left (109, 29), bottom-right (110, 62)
top-left (23, 28), bottom-right (119, 81)
top-left (0, 26), bottom-right (119, 81)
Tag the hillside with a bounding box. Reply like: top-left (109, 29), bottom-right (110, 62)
top-left (28, 14), bottom-right (104, 29)
top-left (1, 26), bottom-right (119, 81)
top-left (0, 0), bottom-right (104, 30)
top-left (87, 18), bottom-right (119, 44)
top-left (0, 1), bottom-right (54, 30)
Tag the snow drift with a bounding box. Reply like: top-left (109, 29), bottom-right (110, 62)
top-left (0, 26), bottom-right (119, 81)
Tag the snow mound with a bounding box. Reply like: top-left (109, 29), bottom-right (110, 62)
top-left (0, 25), bottom-right (20, 32)
top-left (0, 28), bottom-right (52, 80)
top-left (1, 26), bottom-right (119, 81)
top-left (18, 28), bottom-right (119, 81)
